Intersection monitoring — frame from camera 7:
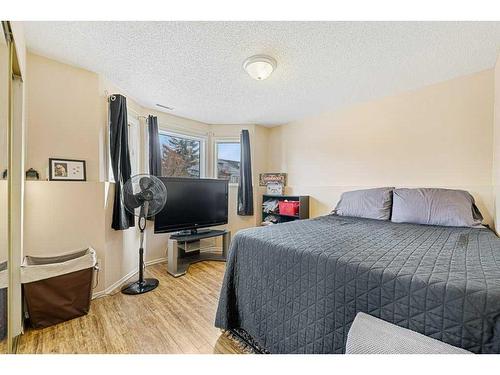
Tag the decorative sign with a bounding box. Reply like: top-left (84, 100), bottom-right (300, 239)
top-left (259, 173), bottom-right (287, 187)
top-left (49, 158), bottom-right (87, 181)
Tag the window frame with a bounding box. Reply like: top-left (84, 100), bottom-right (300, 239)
top-left (108, 111), bottom-right (141, 183)
top-left (127, 115), bottom-right (141, 177)
top-left (214, 137), bottom-right (241, 185)
top-left (158, 129), bottom-right (207, 178)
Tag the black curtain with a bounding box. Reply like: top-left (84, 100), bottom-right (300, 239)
top-left (237, 129), bottom-right (254, 216)
top-left (109, 94), bottom-right (134, 230)
top-left (148, 115), bottom-right (161, 176)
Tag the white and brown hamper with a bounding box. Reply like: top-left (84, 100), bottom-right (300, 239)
top-left (21, 248), bottom-right (97, 328)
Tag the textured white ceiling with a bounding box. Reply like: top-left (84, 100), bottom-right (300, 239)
top-left (22, 21), bottom-right (500, 125)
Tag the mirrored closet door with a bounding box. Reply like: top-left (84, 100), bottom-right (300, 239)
top-left (0, 23), bottom-right (10, 355)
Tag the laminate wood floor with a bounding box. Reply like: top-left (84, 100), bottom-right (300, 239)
top-left (16, 261), bottom-right (244, 354)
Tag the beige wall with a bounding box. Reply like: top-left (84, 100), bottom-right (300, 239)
top-left (24, 53), bottom-right (112, 293)
top-left (26, 53), bottom-right (102, 181)
top-left (493, 55), bottom-right (500, 233)
top-left (23, 181), bottom-right (107, 270)
top-left (23, 181), bottom-right (139, 294)
top-left (24, 53), bottom-right (267, 295)
top-left (269, 69), bottom-right (495, 225)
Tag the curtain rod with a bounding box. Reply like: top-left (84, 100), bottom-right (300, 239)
top-left (105, 92), bottom-right (150, 122)
top-left (107, 93), bottom-right (116, 102)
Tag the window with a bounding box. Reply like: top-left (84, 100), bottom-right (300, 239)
top-left (159, 132), bottom-right (205, 178)
top-left (216, 141), bottom-right (240, 184)
top-left (108, 114), bottom-right (140, 182)
top-left (128, 117), bottom-right (140, 176)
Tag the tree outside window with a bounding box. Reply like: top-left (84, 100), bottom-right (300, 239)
top-left (160, 133), bottom-right (201, 178)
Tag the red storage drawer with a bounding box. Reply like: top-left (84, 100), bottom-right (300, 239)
top-left (278, 200), bottom-right (300, 216)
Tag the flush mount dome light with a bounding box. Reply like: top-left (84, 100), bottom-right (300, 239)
top-left (243, 55), bottom-right (277, 80)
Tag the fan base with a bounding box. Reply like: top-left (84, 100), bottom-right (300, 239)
top-left (121, 278), bottom-right (159, 295)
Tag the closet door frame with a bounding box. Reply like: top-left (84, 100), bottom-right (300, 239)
top-left (4, 20), bottom-right (25, 354)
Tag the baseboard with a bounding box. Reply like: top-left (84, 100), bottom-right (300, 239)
top-left (92, 257), bottom-right (167, 299)
top-left (91, 290), bottom-right (108, 299)
top-left (145, 257), bottom-right (167, 267)
top-left (91, 268), bottom-right (135, 299)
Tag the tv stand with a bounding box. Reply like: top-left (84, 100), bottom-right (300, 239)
top-left (167, 229), bottom-right (230, 277)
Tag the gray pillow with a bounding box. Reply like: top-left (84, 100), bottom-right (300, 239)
top-left (391, 188), bottom-right (483, 227)
top-left (334, 187), bottom-right (394, 220)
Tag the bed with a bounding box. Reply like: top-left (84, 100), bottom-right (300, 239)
top-left (215, 215), bottom-right (500, 354)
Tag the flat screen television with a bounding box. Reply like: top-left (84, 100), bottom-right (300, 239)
top-left (154, 177), bottom-right (229, 234)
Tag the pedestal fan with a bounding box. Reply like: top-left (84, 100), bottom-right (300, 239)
top-left (121, 174), bottom-right (167, 295)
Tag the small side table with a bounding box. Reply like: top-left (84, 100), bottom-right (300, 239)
top-left (167, 229), bottom-right (230, 277)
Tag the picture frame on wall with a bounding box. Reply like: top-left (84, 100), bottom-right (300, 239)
top-left (49, 158), bottom-right (86, 181)
top-left (266, 182), bottom-right (283, 195)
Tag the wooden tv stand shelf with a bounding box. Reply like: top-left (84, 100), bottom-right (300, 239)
top-left (167, 229), bottom-right (230, 277)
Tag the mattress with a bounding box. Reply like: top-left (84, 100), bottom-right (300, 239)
top-left (215, 215), bottom-right (500, 354)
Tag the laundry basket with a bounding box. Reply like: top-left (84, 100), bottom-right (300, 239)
top-left (0, 261), bottom-right (7, 340)
top-left (21, 248), bottom-right (97, 329)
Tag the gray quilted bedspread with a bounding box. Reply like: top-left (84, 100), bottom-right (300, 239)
top-left (215, 215), bottom-right (500, 353)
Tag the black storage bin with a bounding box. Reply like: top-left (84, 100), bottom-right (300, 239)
top-left (21, 248), bottom-right (97, 329)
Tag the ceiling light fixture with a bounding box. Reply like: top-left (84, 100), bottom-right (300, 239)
top-left (243, 55), bottom-right (277, 81)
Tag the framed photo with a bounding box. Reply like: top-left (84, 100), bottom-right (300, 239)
top-left (266, 182), bottom-right (283, 195)
top-left (49, 158), bottom-right (86, 181)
